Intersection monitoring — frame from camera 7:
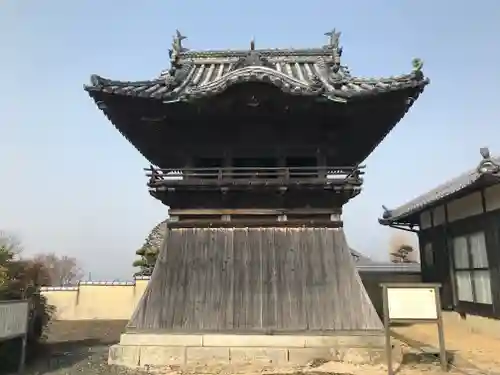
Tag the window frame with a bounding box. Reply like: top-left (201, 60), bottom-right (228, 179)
top-left (451, 231), bottom-right (492, 305)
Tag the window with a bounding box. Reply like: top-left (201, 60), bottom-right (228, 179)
top-left (452, 232), bottom-right (492, 305)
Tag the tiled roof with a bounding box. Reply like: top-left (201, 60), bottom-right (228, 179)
top-left (356, 263), bottom-right (421, 273)
top-left (350, 248), bottom-right (376, 265)
top-left (84, 31), bottom-right (429, 103)
top-left (380, 149), bottom-right (500, 224)
top-left (85, 62), bottom-right (427, 103)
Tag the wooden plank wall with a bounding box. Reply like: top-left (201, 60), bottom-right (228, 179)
top-left (129, 228), bottom-right (382, 333)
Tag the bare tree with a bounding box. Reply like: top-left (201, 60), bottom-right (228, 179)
top-left (0, 230), bottom-right (23, 255)
top-left (388, 232), bottom-right (420, 263)
top-left (33, 253), bottom-right (84, 286)
top-left (1, 231), bottom-right (51, 297)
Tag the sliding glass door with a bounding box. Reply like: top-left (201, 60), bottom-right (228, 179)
top-left (452, 231), bottom-right (492, 305)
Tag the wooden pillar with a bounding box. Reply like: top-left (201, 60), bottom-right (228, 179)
top-left (317, 147), bottom-right (327, 179)
top-left (223, 150), bottom-right (232, 179)
top-left (183, 154), bottom-right (194, 180)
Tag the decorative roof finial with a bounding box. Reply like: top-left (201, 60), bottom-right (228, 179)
top-left (250, 37), bottom-right (255, 51)
top-left (169, 30), bottom-right (188, 66)
top-left (477, 147), bottom-right (500, 174)
top-left (175, 29), bottom-right (187, 47)
top-left (382, 205), bottom-right (392, 219)
top-left (480, 147), bottom-right (491, 160)
top-left (324, 28), bottom-right (341, 49)
top-left (324, 29), bottom-right (343, 71)
top-left (412, 58), bottom-right (424, 72)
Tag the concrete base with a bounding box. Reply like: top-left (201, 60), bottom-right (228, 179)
top-left (108, 332), bottom-right (388, 368)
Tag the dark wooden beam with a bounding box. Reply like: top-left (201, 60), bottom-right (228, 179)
top-left (166, 219), bottom-right (343, 229)
top-left (168, 208), bottom-right (341, 216)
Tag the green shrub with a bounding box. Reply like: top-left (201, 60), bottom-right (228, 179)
top-left (0, 245), bottom-right (55, 373)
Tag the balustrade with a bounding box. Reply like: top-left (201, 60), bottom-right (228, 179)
top-left (145, 165), bottom-right (364, 187)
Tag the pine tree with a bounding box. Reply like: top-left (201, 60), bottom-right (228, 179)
top-left (133, 220), bottom-right (167, 276)
top-left (390, 244), bottom-right (418, 263)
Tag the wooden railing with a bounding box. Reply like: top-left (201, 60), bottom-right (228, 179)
top-left (145, 165), bottom-right (364, 187)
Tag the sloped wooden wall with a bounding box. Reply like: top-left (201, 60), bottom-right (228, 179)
top-left (129, 227), bottom-right (382, 333)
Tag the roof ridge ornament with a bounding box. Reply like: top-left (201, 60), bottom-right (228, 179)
top-left (169, 30), bottom-right (188, 69)
top-left (165, 29), bottom-right (193, 89)
top-left (324, 29), bottom-right (342, 73)
top-left (381, 205), bottom-right (392, 219)
top-left (411, 58), bottom-right (425, 80)
top-left (325, 29), bottom-right (341, 49)
top-left (480, 147), bottom-right (491, 159)
top-left (412, 58), bottom-right (424, 72)
top-left (477, 147), bottom-right (500, 174)
top-left (231, 37), bottom-right (274, 70)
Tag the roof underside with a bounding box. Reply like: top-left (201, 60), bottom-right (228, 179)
top-left (84, 32), bottom-right (429, 168)
top-left (380, 151), bottom-right (500, 225)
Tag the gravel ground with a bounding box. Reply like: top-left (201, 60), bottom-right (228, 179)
top-left (23, 320), bottom-right (149, 375)
top-left (16, 321), bottom-right (468, 375)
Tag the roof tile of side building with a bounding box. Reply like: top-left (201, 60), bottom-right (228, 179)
top-left (380, 148), bottom-right (500, 224)
top-left (84, 30), bottom-right (429, 103)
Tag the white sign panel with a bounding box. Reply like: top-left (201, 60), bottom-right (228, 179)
top-left (387, 287), bottom-right (438, 320)
top-left (0, 301), bottom-right (29, 339)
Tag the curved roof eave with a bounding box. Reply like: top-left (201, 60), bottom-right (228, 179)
top-left (84, 64), bottom-right (429, 104)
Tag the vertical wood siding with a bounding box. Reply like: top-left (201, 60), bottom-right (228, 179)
top-left (129, 227), bottom-right (382, 332)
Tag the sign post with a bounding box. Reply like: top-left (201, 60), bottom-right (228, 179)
top-left (381, 283), bottom-right (447, 375)
top-left (0, 300), bottom-right (30, 374)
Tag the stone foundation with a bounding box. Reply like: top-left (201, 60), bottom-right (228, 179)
top-left (108, 332), bottom-right (387, 368)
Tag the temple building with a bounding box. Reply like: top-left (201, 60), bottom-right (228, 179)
top-left (380, 148), bottom-right (500, 321)
top-left (85, 30), bottom-right (428, 367)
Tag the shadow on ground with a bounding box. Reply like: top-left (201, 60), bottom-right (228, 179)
top-left (45, 320), bottom-right (128, 343)
top-left (17, 320), bottom-right (134, 375)
top-left (26, 338), bottom-right (110, 374)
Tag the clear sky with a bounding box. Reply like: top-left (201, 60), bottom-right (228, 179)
top-left (1, 0), bottom-right (499, 280)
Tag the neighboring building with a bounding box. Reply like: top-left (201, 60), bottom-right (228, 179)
top-left (380, 148), bottom-right (500, 319)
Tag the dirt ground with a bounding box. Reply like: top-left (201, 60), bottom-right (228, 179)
top-left (15, 320), bottom-right (494, 375)
top-left (393, 320), bottom-right (500, 374)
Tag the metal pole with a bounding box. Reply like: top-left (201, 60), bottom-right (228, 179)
top-left (18, 332), bottom-right (27, 374)
top-left (382, 285), bottom-right (393, 375)
top-left (18, 300), bottom-right (30, 374)
top-left (434, 286), bottom-right (448, 371)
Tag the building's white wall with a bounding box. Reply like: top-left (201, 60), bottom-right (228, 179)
top-left (447, 192), bottom-right (483, 223)
top-left (433, 205), bottom-right (446, 226)
top-left (419, 190), bottom-right (490, 228)
top-left (420, 210), bottom-right (432, 229)
top-left (484, 184), bottom-right (500, 212)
